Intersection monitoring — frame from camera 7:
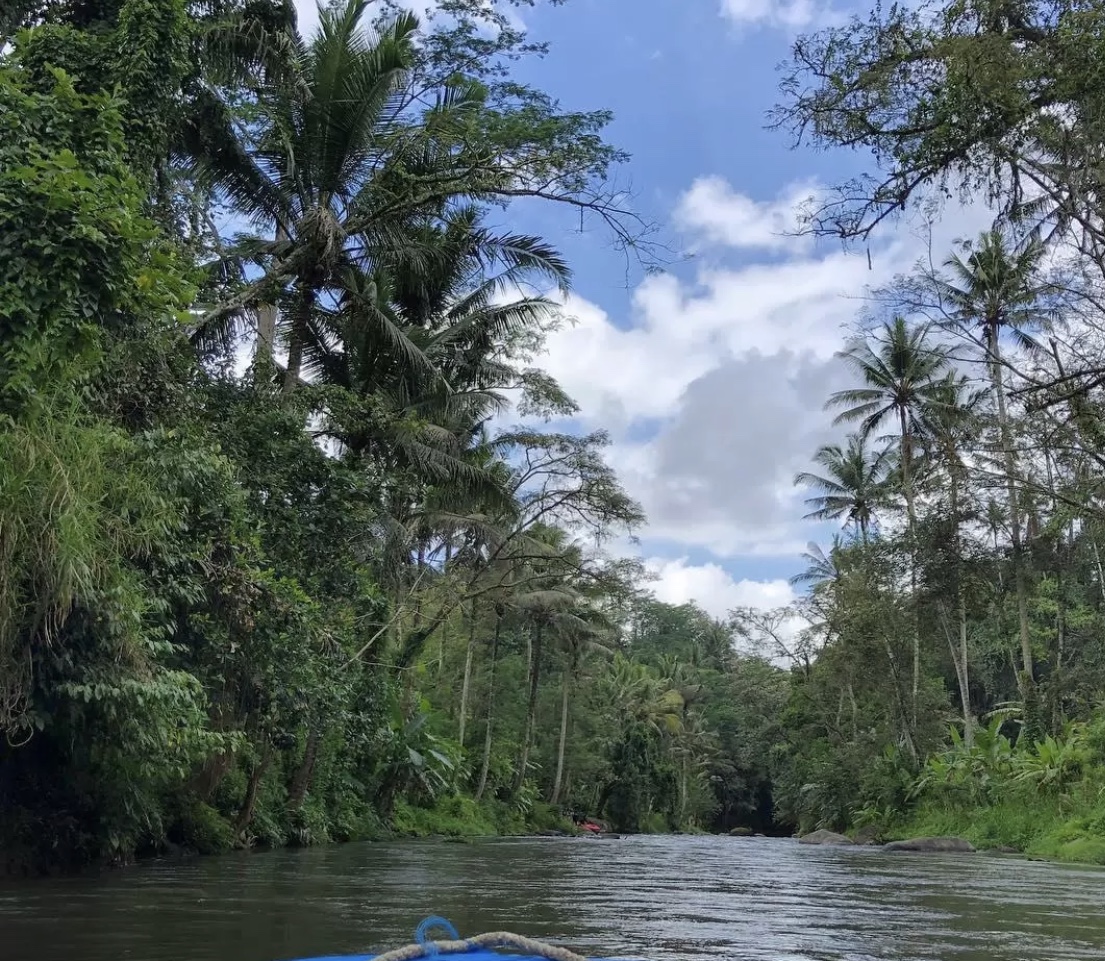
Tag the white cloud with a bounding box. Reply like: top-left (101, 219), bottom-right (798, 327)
top-left (647, 557), bottom-right (796, 619)
top-left (544, 251), bottom-right (867, 431)
top-left (539, 178), bottom-right (996, 565)
top-left (719, 0), bottom-right (843, 30)
top-left (675, 176), bottom-right (820, 251)
top-left (294, 0), bottom-right (520, 39)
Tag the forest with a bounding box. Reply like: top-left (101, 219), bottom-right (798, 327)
top-left (9, 0), bottom-right (1105, 875)
top-left (764, 0), bottom-right (1105, 864)
top-left (0, 0), bottom-right (788, 873)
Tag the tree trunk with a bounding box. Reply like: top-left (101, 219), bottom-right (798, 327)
top-left (958, 589), bottom-right (973, 746)
top-left (899, 406), bottom-right (921, 728)
top-left (475, 613), bottom-right (501, 802)
top-left (1092, 539), bottom-right (1105, 604)
top-left (513, 622), bottom-right (544, 794)
top-left (950, 466), bottom-right (973, 747)
top-left (283, 283), bottom-right (313, 394)
top-left (253, 226), bottom-right (287, 378)
top-left (287, 728), bottom-right (320, 810)
top-left (882, 632), bottom-right (918, 761)
top-left (254, 303), bottom-right (278, 377)
top-left (193, 748), bottom-right (235, 802)
top-left (550, 661), bottom-right (572, 805)
top-left (458, 604), bottom-right (477, 748)
top-left (235, 739), bottom-right (273, 836)
top-left (940, 599), bottom-right (973, 749)
top-left (1045, 450), bottom-right (1065, 734)
top-left (990, 337), bottom-right (1034, 689)
top-left (679, 753), bottom-right (688, 827)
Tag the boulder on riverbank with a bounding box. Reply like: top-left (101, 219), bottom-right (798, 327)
top-left (883, 836), bottom-right (975, 853)
top-left (852, 824), bottom-right (883, 846)
top-left (798, 829), bottom-right (854, 846)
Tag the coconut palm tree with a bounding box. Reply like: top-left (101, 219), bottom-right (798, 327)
top-left (304, 204), bottom-right (569, 425)
top-left (933, 229), bottom-right (1054, 691)
top-left (187, 0), bottom-right (454, 387)
top-left (509, 532), bottom-right (585, 795)
top-left (827, 317), bottom-right (950, 527)
top-left (791, 537), bottom-right (846, 589)
top-left (794, 434), bottom-right (891, 541)
top-left (919, 372), bottom-right (986, 745)
top-left (549, 610), bottom-right (614, 805)
top-left (828, 317), bottom-right (952, 721)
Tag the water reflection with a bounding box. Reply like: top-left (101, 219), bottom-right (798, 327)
top-left (1, 836), bottom-right (1103, 961)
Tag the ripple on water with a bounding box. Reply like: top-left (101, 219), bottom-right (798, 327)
top-left (1, 836), bottom-right (1104, 961)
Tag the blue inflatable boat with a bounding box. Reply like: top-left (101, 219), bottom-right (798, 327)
top-left (291, 917), bottom-right (610, 961)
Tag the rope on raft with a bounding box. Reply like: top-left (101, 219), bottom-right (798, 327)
top-left (373, 925), bottom-right (589, 961)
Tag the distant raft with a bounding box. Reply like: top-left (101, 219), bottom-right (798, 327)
top-left (291, 916), bottom-right (621, 961)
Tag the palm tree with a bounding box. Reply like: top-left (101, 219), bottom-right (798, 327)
top-left (827, 317), bottom-right (950, 527)
top-left (827, 317), bottom-right (951, 722)
top-left (934, 229), bottom-right (1053, 692)
top-left (594, 655), bottom-right (684, 830)
top-left (791, 537), bottom-right (846, 589)
top-left (304, 205), bottom-right (569, 426)
top-left (919, 372), bottom-right (986, 745)
top-left (549, 611), bottom-right (613, 806)
top-left (654, 654), bottom-right (707, 825)
top-left (794, 434), bottom-right (890, 541)
top-left (470, 528), bottom-right (581, 801)
top-left (188, 0), bottom-right (435, 387)
top-left (509, 531), bottom-right (585, 795)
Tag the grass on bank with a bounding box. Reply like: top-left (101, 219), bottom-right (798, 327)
top-left (383, 795), bottom-right (577, 839)
top-left (879, 786), bottom-right (1105, 865)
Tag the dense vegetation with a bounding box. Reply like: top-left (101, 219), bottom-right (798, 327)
top-left (758, 0), bottom-right (1105, 864)
top-left (12, 0), bottom-right (1105, 876)
top-left (0, 0), bottom-right (788, 873)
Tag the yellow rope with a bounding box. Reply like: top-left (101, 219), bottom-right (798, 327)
top-left (371, 932), bottom-right (590, 961)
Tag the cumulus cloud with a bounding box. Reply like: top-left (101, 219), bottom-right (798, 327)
top-left (634, 350), bottom-right (853, 555)
top-left (647, 557), bottom-right (797, 620)
top-left (675, 176), bottom-right (820, 252)
top-left (539, 178), bottom-right (996, 566)
top-left (543, 250), bottom-right (870, 432)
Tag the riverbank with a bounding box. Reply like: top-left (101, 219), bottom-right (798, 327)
top-left (0, 795), bottom-right (583, 876)
top-left (389, 796), bottom-right (579, 839)
top-left (874, 791), bottom-right (1105, 866)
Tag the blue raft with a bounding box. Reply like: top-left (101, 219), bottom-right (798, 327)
top-left (291, 916), bottom-right (612, 961)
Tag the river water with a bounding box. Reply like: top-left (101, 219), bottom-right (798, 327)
top-left (1, 836), bottom-right (1104, 961)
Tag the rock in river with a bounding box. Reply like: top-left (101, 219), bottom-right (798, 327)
top-left (883, 836), bottom-right (976, 853)
top-left (798, 829), bottom-right (854, 846)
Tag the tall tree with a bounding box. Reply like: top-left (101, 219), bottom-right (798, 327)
top-left (772, 0), bottom-right (1105, 273)
top-left (828, 317), bottom-right (950, 528)
top-left (933, 229), bottom-right (1053, 696)
top-left (827, 316), bottom-right (951, 720)
top-left (795, 434), bottom-right (891, 541)
top-left (919, 372), bottom-right (986, 745)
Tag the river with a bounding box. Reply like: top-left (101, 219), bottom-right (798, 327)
top-left (2, 836), bottom-right (1104, 961)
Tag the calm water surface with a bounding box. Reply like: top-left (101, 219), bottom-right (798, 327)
top-left (1, 836), bottom-right (1103, 961)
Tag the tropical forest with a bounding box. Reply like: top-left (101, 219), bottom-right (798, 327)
top-left (9, 0), bottom-right (1105, 892)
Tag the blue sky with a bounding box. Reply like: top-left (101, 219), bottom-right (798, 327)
top-left (295, 0), bottom-right (991, 618)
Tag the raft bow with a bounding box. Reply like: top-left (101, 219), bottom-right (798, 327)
top-left (294, 916), bottom-right (598, 961)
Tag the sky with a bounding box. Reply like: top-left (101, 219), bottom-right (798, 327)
top-left (293, 0), bottom-right (993, 621)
